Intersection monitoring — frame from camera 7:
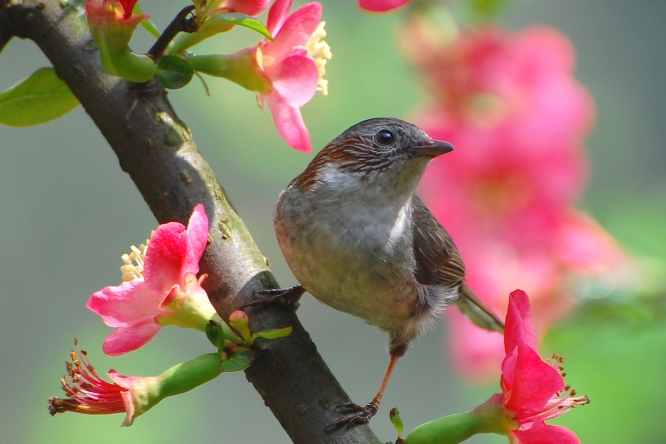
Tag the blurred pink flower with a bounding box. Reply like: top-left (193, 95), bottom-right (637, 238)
top-left (256, 0), bottom-right (331, 152)
top-left (87, 204), bottom-right (216, 356)
top-left (403, 25), bottom-right (626, 377)
top-left (359, 0), bottom-right (410, 13)
top-left (492, 290), bottom-right (588, 443)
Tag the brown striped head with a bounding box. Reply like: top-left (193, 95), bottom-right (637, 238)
top-left (292, 118), bottom-right (454, 192)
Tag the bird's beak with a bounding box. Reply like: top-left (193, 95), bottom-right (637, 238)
top-left (411, 139), bottom-right (454, 158)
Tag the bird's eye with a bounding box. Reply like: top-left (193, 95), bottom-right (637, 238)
top-left (375, 130), bottom-right (395, 145)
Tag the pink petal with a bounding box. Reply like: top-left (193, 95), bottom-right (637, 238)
top-left (503, 343), bottom-right (564, 415)
top-left (359, 0), bottom-right (410, 12)
top-left (513, 421), bottom-right (581, 444)
top-left (142, 221), bottom-right (189, 293)
top-left (265, 94), bottom-right (312, 152)
top-left (87, 280), bottom-right (165, 327)
top-left (184, 204), bottom-right (209, 275)
top-left (102, 318), bottom-right (161, 356)
top-left (266, 0), bottom-right (293, 35)
top-left (226, 0), bottom-right (270, 16)
top-left (505, 290), bottom-right (537, 354)
top-left (265, 54), bottom-right (319, 107)
top-left (263, 3), bottom-right (322, 64)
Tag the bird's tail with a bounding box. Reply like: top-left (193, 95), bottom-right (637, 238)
top-left (456, 284), bottom-right (504, 333)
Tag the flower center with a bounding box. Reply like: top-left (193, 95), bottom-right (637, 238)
top-left (519, 354), bottom-right (590, 425)
top-left (306, 21), bottom-right (332, 96)
top-left (120, 232), bottom-right (153, 281)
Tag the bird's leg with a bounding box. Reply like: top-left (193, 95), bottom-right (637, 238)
top-left (241, 285), bottom-right (305, 309)
top-left (325, 344), bottom-right (406, 431)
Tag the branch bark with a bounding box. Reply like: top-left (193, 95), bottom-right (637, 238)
top-left (1, 1), bottom-right (381, 442)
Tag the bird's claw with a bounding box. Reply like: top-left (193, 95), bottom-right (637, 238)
top-left (325, 402), bottom-right (379, 431)
top-left (240, 285), bottom-right (305, 310)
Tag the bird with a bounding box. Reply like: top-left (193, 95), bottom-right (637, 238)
top-left (259, 117), bottom-right (504, 429)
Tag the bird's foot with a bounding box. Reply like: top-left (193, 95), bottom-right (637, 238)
top-left (324, 401), bottom-right (379, 431)
top-left (241, 285), bottom-right (305, 310)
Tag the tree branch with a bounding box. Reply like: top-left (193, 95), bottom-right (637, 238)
top-left (1, 1), bottom-right (381, 442)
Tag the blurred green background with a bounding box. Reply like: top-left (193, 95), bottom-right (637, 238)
top-left (1, 0), bottom-right (665, 443)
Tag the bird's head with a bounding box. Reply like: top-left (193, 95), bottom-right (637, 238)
top-left (294, 118), bottom-right (454, 195)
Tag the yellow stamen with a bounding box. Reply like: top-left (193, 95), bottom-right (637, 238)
top-left (120, 231), bottom-right (154, 281)
top-left (306, 21), bottom-right (332, 96)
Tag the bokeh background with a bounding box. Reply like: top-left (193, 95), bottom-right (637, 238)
top-left (1, 0), bottom-right (665, 442)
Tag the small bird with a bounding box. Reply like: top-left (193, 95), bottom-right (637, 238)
top-left (266, 118), bottom-right (504, 428)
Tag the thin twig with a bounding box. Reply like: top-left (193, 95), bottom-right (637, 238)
top-left (146, 5), bottom-right (196, 62)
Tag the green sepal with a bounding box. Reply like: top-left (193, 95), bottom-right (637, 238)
top-left (405, 412), bottom-right (484, 444)
top-left (205, 321), bottom-right (222, 348)
top-left (0, 68), bottom-right (79, 127)
top-left (187, 51), bottom-right (272, 94)
top-left (211, 13), bottom-right (273, 41)
top-left (221, 348), bottom-right (253, 372)
top-left (250, 326), bottom-right (293, 344)
top-left (156, 55), bottom-right (194, 89)
top-left (158, 353), bottom-right (225, 399)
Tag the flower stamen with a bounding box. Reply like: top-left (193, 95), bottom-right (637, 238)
top-left (120, 233), bottom-right (152, 281)
top-left (306, 21), bottom-right (332, 96)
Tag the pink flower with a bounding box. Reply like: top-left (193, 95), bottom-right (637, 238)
top-left (48, 340), bottom-right (225, 426)
top-left (495, 290), bottom-right (588, 443)
top-left (185, 0), bottom-right (331, 152)
top-left (256, 0), bottom-right (331, 152)
top-left (403, 24), bottom-right (626, 378)
top-left (85, 0), bottom-right (156, 82)
top-left (359, 0), bottom-right (410, 12)
top-left (87, 204), bottom-right (216, 356)
top-left (86, 0), bottom-right (147, 38)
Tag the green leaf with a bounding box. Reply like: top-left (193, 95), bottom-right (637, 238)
top-left (221, 348), bottom-right (253, 372)
top-left (211, 13), bottom-right (273, 41)
top-left (0, 68), bottom-right (79, 127)
top-left (156, 55), bottom-right (194, 89)
top-left (250, 326), bottom-right (293, 344)
top-left (390, 408), bottom-right (404, 438)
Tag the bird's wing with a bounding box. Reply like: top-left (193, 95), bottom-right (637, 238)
top-left (411, 196), bottom-right (466, 288)
top-left (412, 196), bottom-right (504, 332)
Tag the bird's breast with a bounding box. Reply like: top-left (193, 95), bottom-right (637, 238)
top-left (274, 180), bottom-right (420, 336)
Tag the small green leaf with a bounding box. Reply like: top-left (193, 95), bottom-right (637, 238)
top-left (390, 408), bottom-right (404, 438)
top-left (156, 55), bottom-right (194, 89)
top-left (0, 68), bottom-right (79, 127)
top-left (221, 348), bottom-right (253, 372)
top-left (212, 13), bottom-right (273, 41)
top-left (250, 326), bottom-right (293, 344)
